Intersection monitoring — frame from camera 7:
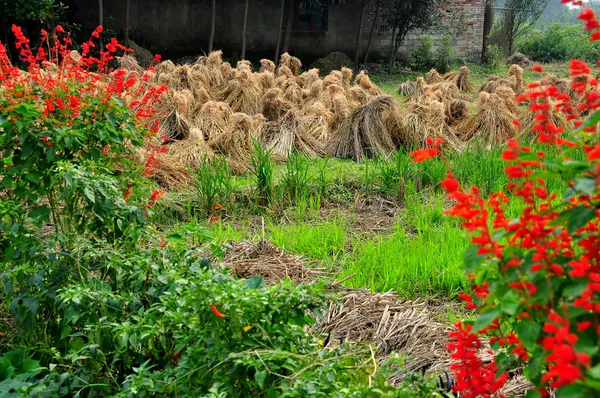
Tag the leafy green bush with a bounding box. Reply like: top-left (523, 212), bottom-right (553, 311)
top-left (517, 22), bottom-right (600, 62)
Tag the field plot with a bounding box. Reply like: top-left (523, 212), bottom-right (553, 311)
top-left (1, 24), bottom-right (598, 397)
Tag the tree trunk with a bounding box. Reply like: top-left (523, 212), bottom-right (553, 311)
top-left (363, 0), bottom-right (380, 66)
top-left (208, 0), bottom-right (216, 53)
top-left (481, 0), bottom-right (493, 62)
top-left (282, 0), bottom-right (296, 54)
top-left (124, 0), bottom-right (131, 46)
top-left (241, 0), bottom-right (250, 59)
top-left (353, 0), bottom-right (367, 70)
top-left (98, 0), bottom-right (104, 49)
top-left (388, 26), bottom-right (396, 73)
top-left (4, 29), bottom-right (12, 62)
top-left (274, 0), bottom-right (285, 62)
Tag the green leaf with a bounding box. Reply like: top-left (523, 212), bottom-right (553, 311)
top-left (557, 383), bottom-right (586, 398)
top-left (60, 325), bottom-right (72, 340)
top-left (83, 187), bottom-right (95, 203)
top-left (564, 205), bottom-right (597, 233)
top-left (28, 206), bottom-right (50, 223)
top-left (65, 171), bottom-right (73, 186)
top-left (246, 276), bottom-right (266, 290)
top-left (464, 245), bottom-right (485, 273)
top-left (255, 369), bottom-right (267, 389)
top-left (472, 308), bottom-right (501, 333)
top-left (514, 320), bottom-right (541, 350)
top-left (576, 108), bottom-right (600, 133)
top-left (564, 278), bottom-right (588, 298)
top-left (589, 363), bottom-right (600, 379)
top-left (500, 290), bottom-right (521, 316)
top-left (573, 177), bottom-right (596, 197)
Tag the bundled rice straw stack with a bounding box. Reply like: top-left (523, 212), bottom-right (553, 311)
top-left (457, 92), bottom-right (519, 147)
top-left (327, 95), bottom-right (399, 161)
top-left (444, 66), bottom-right (474, 92)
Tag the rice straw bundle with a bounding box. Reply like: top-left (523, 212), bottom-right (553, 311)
top-left (425, 68), bottom-right (443, 84)
top-left (445, 98), bottom-right (470, 126)
top-left (262, 88), bottom-right (294, 121)
top-left (277, 64), bottom-right (294, 79)
top-left (236, 60), bottom-right (253, 70)
top-left (341, 67), bottom-right (354, 87)
top-left (398, 80), bottom-right (417, 96)
top-left (355, 71), bottom-right (384, 96)
top-left (157, 89), bottom-right (195, 140)
top-left (298, 68), bottom-right (320, 88)
top-left (509, 64), bottom-right (525, 94)
top-left (260, 59), bottom-right (276, 73)
top-left (167, 136), bottom-right (215, 170)
top-left (218, 67), bottom-right (262, 114)
top-left (193, 100), bottom-right (233, 142)
top-left (480, 75), bottom-right (518, 94)
top-left (494, 86), bottom-right (522, 116)
top-left (349, 85), bottom-right (371, 107)
top-left (327, 95), bottom-right (398, 161)
top-left (322, 73), bottom-right (343, 89)
top-left (281, 79), bottom-right (305, 107)
top-left (518, 98), bottom-right (572, 142)
top-left (155, 60), bottom-right (176, 77)
top-left (117, 54), bottom-right (145, 73)
top-left (398, 99), bottom-right (464, 152)
top-left (262, 109), bottom-right (324, 158)
top-left (279, 53), bottom-right (302, 75)
top-left (303, 101), bottom-right (333, 141)
top-left (211, 112), bottom-right (255, 161)
top-left (424, 81), bottom-right (465, 101)
top-left (457, 92), bottom-right (519, 146)
top-left (256, 70), bottom-right (276, 92)
top-left (403, 77), bottom-right (427, 102)
top-left (444, 66), bottom-right (474, 92)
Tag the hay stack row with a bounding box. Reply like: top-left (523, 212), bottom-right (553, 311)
top-left (398, 63), bottom-right (582, 149)
top-left (120, 52), bottom-right (470, 187)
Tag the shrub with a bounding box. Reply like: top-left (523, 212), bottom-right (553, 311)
top-left (517, 22), bottom-right (600, 62)
top-left (410, 4), bottom-right (600, 396)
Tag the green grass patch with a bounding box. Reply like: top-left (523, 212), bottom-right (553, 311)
top-left (269, 218), bottom-right (347, 263)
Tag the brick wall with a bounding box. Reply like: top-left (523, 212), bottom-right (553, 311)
top-left (363, 0), bottom-right (487, 62)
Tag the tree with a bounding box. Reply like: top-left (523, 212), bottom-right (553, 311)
top-left (208, 0), bottom-right (216, 53)
top-left (379, 0), bottom-right (441, 72)
top-left (353, 0), bottom-right (367, 69)
top-left (241, 0), bottom-right (250, 59)
top-left (275, 0), bottom-right (285, 61)
top-left (124, 0), bottom-right (130, 46)
top-left (98, 0), bottom-right (103, 49)
top-left (363, 0), bottom-right (381, 66)
top-left (282, 0), bottom-right (297, 54)
top-left (499, 0), bottom-right (550, 55)
top-left (0, 0), bottom-right (65, 60)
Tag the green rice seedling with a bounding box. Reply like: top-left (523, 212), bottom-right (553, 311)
top-left (269, 218), bottom-right (347, 263)
top-left (363, 157), bottom-right (376, 192)
top-left (341, 219), bottom-right (468, 298)
top-left (378, 149), bottom-right (416, 195)
top-left (249, 140), bottom-right (274, 206)
top-left (415, 157), bottom-right (447, 191)
top-left (316, 157), bottom-right (330, 198)
top-left (192, 155), bottom-right (235, 217)
top-left (451, 144), bottom-right (506, 197)
top-left (281, 150), bottom-right (314, 204)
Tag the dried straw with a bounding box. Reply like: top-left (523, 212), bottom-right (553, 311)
top-left (457, 92), bottom-right (519, 146)
top-left (425, 68), bottom-right (444, 84)
top-left (327, 95), bottom-right (398, 161)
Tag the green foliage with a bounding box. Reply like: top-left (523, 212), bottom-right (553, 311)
top-left (281, 150), bottom-right (315, 204)
top-left (249, 141), bottom-right (274, 206)
top-left (410, 34), bottom-right (455, 73)
top-left (482, 44), bottom-right (505, 70)
top-left (193, 156), bottom-right (236, 216)
top-left (517, 22), bottom-right (600, 62)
